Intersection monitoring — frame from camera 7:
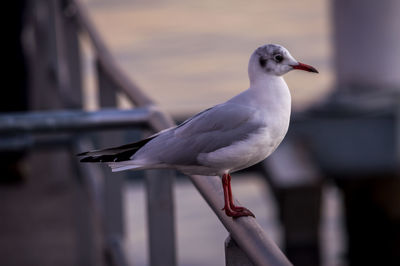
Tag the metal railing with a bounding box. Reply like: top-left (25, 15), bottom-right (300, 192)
top-left (74, 0), bottom-right (292, 264)
top-left (2, 0), bottom-right (293, 265)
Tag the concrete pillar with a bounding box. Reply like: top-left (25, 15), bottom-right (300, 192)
top-left (331, 3), bottom-right (400, 266)
top-left (333, 0), bottom-right (400, 95)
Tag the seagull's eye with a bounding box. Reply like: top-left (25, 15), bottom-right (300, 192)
top-left (274, 54), bottom-right (283, 63)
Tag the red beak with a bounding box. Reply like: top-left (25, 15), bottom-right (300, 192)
top-left (291, 62), bottom-right (319, 73)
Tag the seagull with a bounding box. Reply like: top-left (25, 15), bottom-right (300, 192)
top-left (78, 44), bottom-right (318, 218)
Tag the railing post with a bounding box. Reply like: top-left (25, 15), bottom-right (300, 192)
top-left (146, 169), bottom-right (177, 266)
top-left (263, 139), bottom-right (322, 266)
top-left (397, 103), bottom-right (400, 174)
top-left (61, 0), bottom-right (83, 107)
top-left (225, 235), bottom-right (254, 266)
top-left (190, 175), bottom-right (293, 266)
top-left (71, 2), bottom-right (292, 265)
top-left (97, 60), bottom-right (127, 266)
top-left (31, 1), bottom-right (96, 265)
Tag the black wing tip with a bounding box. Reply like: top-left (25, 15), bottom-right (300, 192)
top-left (80, 156), bottom-right (97, 162)
top-left (77, 151), bottom-right (89, 156)
top-left (77, 135), bottom-right (156, 163)
top-left (80, 155), bottom-right (110, 163)
top-left (79, 154), bottom-right (129, 163)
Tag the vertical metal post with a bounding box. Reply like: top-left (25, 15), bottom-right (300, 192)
top-left (146, 169), bottom-right (177, 266)
top-left (103, 172), bottom-right (124, 238)
top-left (29, 0), bottom-right (63, 109)
top-left (73, 165), bottom-right (98, 266)
top-left (97, 60), bottom-right (127, 266)
top-left (61, 0), bottom-right (83, 107)
top-left (97, 60), bottom-right (119, 109)
top-left (30, 1), bottom-right (96, 265)
top-left (263, 140), bottom-right (322, 266)
top-left (225, 235), bottom-right (254, 266)
top-left (48, 0), bottom-right (74, 105)
top-left (397, 104), bottom-right (400, 174)
top-left (97, 59), bottom-right (123, 238)
top-left (55, 1), bottom-right (96, 265)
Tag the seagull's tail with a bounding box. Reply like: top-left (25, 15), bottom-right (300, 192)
top-left (78, 136), bottom-right (156, 163)
top-left (107, 161), bottom-right (148, 172)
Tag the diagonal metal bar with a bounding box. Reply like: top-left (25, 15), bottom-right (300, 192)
top-left (73, 0), bottom-right (153, 107)
top-left (191, 175), bottom-right (292, 266)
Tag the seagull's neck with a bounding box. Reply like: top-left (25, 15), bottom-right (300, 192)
top-left (250, 73), bottom-right (282, 90)
top-left (246, 53), bottom-right (291, 103)
top-left (249, 74), bottom-right (291, 103)
top-left (243, 74), bottom-right (292, 132)
top-left (229, 74), bottom-right (291, 114)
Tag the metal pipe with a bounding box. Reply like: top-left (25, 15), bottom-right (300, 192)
top-left (0, 108), bottom-right (152, 134)
top-left (148, 109), bottom-right (292, 266)
top-left (70, 1), bottom-right (293, 264)
top-left (73, 0), bottom-right (154, 107)
top-left (191, 175), bottom-right (293, 266)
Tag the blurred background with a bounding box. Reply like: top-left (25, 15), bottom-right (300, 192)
top-left (1, 0), bottom-right (399, 266)
top-left (83, 0), bottom-right (332, 115)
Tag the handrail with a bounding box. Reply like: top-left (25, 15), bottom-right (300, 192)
top-left (0, 108), bottom-right (152, 134)
top-left (73, 0), bottom-right (176, 130)
top-left (72, 0), bottom-right (153, 107)
top-left (71, 1), bottom-right (292, 265)
top-left (191, 175), bottom-right (292, 266)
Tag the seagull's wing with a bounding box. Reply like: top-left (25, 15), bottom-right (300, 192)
top-left (133, 102), bottom-right (263, 166)
top-left (78, 136), bottom-right (158, 162)
top-left (79, 103), bottom-right (263, 168)
top-left (78, 127), bottom-right (173, 162)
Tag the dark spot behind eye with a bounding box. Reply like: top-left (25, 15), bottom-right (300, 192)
top-left (259, 57), bottom-right (267, 67)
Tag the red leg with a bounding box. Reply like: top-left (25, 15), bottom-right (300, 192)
top-left (221, 174), bottom-right (231, 211)
top-left (221, 174), bottom-right (255, 218)
top-left (226, 174), bottom-right (244, 211)
top-left (226, 174), bottom-right (255, 217)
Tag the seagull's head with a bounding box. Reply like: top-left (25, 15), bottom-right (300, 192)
top-left (249, 44), bottom-right (318, 80)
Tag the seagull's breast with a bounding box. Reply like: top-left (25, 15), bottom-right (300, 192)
top-left (197, 114), bottom-right (289, 175)
top-left (197, 83), bottom-right (291, 174)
